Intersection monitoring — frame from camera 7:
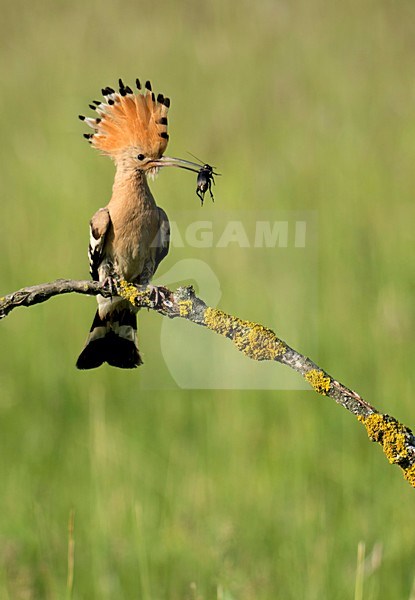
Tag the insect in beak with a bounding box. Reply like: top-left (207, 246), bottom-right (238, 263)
top-left (150, 155), bottom-right (220, 206)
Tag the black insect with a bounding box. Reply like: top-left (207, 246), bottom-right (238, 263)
top-left (197, 164), bottom-right (216, 205)
top-left (188, 153), bottom-right (219, 206)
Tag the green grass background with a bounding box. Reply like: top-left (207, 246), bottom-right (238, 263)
top-left (1, 0), bottom-right (415, 598)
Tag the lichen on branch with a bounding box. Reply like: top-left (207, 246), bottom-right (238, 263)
top-left (1, 277), bottom-right (415, 488)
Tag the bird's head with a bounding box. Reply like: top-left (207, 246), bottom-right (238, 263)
top-left (79, 78), bottom-right (202, 177)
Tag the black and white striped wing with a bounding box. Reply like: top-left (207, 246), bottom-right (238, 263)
top-left (88, 207), bottom-right (111, 281)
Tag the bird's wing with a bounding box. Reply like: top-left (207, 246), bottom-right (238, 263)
top-left (153, 206), bottom-right (170, 272)
top-left (88, 207), bottom-right (111, 281)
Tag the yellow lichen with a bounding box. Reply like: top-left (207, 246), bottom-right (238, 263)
top-left (359, 413), bottom-right (409, 464)
top-left (305, 369), bottom-right (331, 395)
top-left (118, 279), bottom-right (148, 306)
top-left (178, 299), bottom-right (193, 317)
top-left (204, 308), bottom-right (234, 335)
top-left (403, 463), bottom-right (415, 487)
top-left (204, 307), bottom-right (286, 360)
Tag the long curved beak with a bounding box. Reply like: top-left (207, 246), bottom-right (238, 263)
top-left (150, 156), bottom-right (202, 173)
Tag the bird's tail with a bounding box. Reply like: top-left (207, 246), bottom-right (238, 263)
top-left (76, 305), bottom-right (143, 369)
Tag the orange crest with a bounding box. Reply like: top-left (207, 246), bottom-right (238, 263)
top-left (79, 79), bottom-right (170, 159)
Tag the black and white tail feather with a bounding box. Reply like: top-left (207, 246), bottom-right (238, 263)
top-left (76, 303), bottom-right (142, 369)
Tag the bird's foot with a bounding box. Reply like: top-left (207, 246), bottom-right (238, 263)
top-left (147, 285), bottom-right (172, 308)
top-left (102, 275), bottom-right (118, 296)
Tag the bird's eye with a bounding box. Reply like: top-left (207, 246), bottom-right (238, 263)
top-left (137, 154), bottom-right (145, 161)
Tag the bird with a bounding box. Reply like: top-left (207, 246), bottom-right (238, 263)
top-left (76, 78), bottom-right (202, 369)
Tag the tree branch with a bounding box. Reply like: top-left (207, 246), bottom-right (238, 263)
top-left (1, 278), bottom-right (414, 488)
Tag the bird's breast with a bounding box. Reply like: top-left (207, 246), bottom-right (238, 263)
top-left (107, 201), bottom-right (159, 282)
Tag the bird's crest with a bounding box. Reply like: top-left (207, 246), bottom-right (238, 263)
top-left (79, 79), bottom-right (170, 159)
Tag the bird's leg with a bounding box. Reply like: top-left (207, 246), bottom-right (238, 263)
top-left (100, 265), bottom-right (118, 296)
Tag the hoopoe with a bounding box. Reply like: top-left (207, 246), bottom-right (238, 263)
top-left (76, 78), bottom-right (202, 369)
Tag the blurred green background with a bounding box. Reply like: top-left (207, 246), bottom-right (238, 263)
top-left (1, 0), bottom-right (415, 598)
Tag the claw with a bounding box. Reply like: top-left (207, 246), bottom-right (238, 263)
top-left (147, 285), bottom-right (170, 308)
top-left (147, 284), bottom-right (161, 306)
top-left (102, 276), bottom-right (117, 296)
